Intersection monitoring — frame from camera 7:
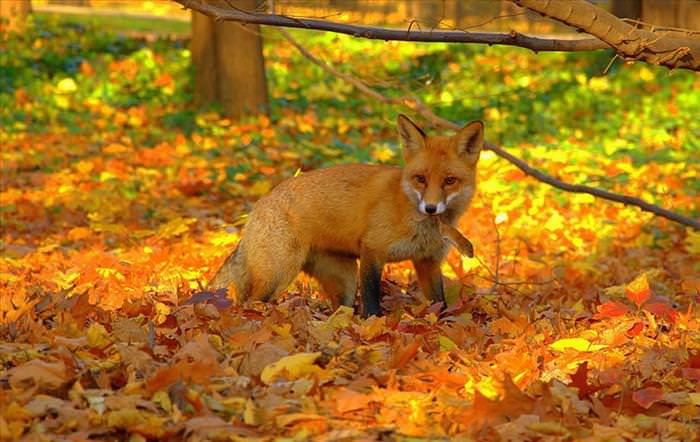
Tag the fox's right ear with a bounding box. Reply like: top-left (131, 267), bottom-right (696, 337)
top-left (397, 114), bottom-right (425, 158)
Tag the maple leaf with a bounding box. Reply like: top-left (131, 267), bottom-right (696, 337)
top-left (568, 362), bottom-right (602, 399)
top-left (625, 272), bottom-right (652, 308)
top-left (592, 300), bottom-right (630, 320)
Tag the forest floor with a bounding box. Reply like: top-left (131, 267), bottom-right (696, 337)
top-left (1, 12), bottom-right (699, 441)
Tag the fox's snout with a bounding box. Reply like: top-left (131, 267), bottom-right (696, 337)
top-left (419, 201), bottom-right (446, 216)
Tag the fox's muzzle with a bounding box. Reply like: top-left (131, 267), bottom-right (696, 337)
top-left (418, 200), bottom-right (446, 215)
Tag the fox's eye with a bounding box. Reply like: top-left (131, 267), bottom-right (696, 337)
top-left (414, 175), bottom-right (427, 184)
top-left (444, 176), bottom-right (458, 185)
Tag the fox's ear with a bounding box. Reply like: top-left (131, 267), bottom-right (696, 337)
top-left (456, 120), bottom-right (484, 160)
top-left (397, 114), bottom-right (425, 158)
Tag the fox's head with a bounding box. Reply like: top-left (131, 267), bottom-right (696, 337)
top-left (398, 114), bottom-right (484, 217)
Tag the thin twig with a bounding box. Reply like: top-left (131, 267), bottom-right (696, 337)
top-left (278, 29), bottom-right (700, 230)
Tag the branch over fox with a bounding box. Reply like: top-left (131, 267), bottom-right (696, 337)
top-left (209, 115), bottom-right (484, 317)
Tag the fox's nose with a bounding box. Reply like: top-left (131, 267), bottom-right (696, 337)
top-left (424, 204), bottom-right (437, 214)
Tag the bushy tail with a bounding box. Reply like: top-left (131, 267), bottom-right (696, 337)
top-left (207, 246), bottom-right (242, 295)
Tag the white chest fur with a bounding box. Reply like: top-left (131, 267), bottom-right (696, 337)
top-left (387, 217), bottom-right (447, 262)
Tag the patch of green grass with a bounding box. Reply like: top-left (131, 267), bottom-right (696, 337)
top-left (34, 11), bottom-right (189, 35)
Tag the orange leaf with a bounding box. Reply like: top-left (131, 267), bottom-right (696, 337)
top-left (392, 339), bottom-right (421, 369)
top-left (626, 321), bottom-right (645, 337)
top-left (334, 388), bottom-right (376, 414)
top-left (625, 273), bottom-right (651, 308)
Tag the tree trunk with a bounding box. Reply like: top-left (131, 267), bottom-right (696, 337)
top-left (0, 0), bottom-right (31, 34)
top-left (48, 0), bottom-right (90, 6)
top-left (611, 0), bottom-right (642, 20)
top-left (641, 0), bottom-right (700, 29)
top-left (190, 0), bottom-right (269, 119)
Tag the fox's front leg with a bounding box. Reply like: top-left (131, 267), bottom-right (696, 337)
top-left (359, 252), bottom-right (384, 318)
top-left (413, 258), bottom-right (445, 306)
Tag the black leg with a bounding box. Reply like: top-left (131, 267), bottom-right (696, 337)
top-left (359, 257), bottom-right (383, 318)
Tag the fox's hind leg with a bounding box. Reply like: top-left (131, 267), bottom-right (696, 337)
top-left (242, 231), bottom-right (307, 303)
top-left (303, 252), bottom-right (358, 309)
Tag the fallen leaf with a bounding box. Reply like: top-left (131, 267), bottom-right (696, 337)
top-left (632, 387), bottom-right (664, 409)
top-left (260, 352), bottom-right (322, 385)
top-left (626, 273), bottom-right (652, 308)
top-left (549, 338), bottom-right (606, 352)
top-left (592, 301), bottom-right (630, 320)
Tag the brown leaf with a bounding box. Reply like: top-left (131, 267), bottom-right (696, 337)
top-left (239, 341), bottom-right (289, 378)
top-left (8, 359), bottom-right (70, 391)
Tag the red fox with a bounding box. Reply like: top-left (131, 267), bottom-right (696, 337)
top-left (209, 115), bottom-right (484, 317)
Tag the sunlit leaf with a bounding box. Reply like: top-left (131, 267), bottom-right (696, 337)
top-left (549, 338), bottom-right (607, 352)
top-left (260, 352), bottom-right (322, 385)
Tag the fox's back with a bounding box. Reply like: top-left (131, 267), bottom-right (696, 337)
top-left (247, 164), bottom-right (403, 254)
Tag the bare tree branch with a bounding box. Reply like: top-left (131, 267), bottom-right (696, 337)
top-left (175, 0), bottom-right (700, 70)
top-left (278, 29), bottom-right (699, 230)
top-left (510, 0), bottom-right (700, 71)
top-left (174, 0), bottom-right (607, 52)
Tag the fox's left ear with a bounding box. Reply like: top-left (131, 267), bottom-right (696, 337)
top-left (456, 120), bottom-right (484, 160)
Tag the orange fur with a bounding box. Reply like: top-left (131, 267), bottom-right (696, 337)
top-left (208, 115), bottom-right (484, 317)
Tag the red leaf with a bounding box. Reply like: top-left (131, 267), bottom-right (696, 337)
top-left (632, 387), bottom-right (664, 409)
top-left (644, 302), bottom-right (678, 324)
top-left (569, 361), bottom-right (589, 399)
top-left (626, 321), bottom-right (645, 337)
top-left (681, 368), bottom-right (700, 381)
top-left (688, 352), bottom-right (700, 369)
top-left (625, 274), bottom-right (651, 308)
top-left (569, 361), bottom-right (601, 399)
top-left (592, 301), bottom-right (630, 320)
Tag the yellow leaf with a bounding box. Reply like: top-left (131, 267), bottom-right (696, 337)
top-left (549, 337), bottom-right (606, 352)
top-left (327, 305), bottom-right (354, 329)
top-left (438, 335), bottom-right (457, 351)
top-left (260, 352), bottom-right (322, 385)
top-left (154, 302), bottom-right (171, 325)
top-left (52, 270), bottom-right (80, 290)
top-left (249, 180), bottom-right (271, 196)
top-left (152, 391), bottom-right (172, 412)
top-left (244, 399), bottom-right (259, 425)
top-left (544, 211), bottom-right (565, 232)
top-left (106, 408), bottom-right (144, 429)
top-left (689, 392), bottom-right (700, 405)
top-left (475, 376), bottom-right (499, 400)
top-left (56, 78), bottom-right (77, 94)
top-left (209, 230), bottom-right (239, 247)
top-left (157, 217), bottom-right (195, 239)
top-left (87, 323), bottom-right (111, 348)
top-left (685, 230), bottom-right (700, 255)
